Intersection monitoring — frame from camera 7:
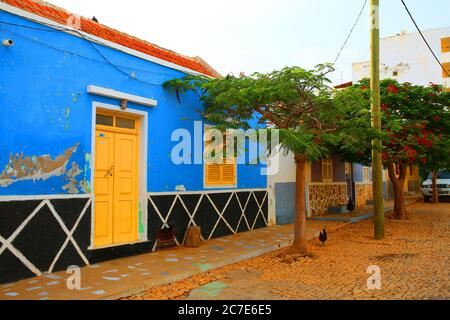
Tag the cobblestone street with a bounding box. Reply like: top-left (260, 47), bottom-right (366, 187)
top-left (133, 202), bottom-right (450, 300)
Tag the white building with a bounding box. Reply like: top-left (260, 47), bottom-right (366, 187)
top-left (353, 27), bottom-right (450, 88)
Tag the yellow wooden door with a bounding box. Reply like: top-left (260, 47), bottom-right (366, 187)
top-left (94, 130), bottom-right (115, 247)
top-left (113, 133), bottom-right (138, 244)
top-left (94, 114), bottom-right (139, 248)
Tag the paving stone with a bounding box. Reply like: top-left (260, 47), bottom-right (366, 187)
top-left (135, 202), bottom-right (450, 300)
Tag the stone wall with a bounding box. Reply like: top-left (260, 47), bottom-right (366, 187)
top-left (355, 183), bottom-right (373, 208)
top-left (308, 183), bottom-right (347, 216)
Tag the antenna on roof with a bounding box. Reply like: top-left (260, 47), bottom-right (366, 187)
top-left (92, 16), bottom-right (99, 23)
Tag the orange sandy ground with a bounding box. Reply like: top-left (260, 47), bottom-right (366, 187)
top-left (127, 202), bottom-right (449, 300)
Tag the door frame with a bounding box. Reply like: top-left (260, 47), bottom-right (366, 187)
top-left (89, 102), bottom-right (149, 250)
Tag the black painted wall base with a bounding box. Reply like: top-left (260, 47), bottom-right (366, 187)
top-left (0, 198), bottom-right (91, 284)
top-left (148, 190), bottom-right (269, 245)
top-left (0, 190), bottom-right (269, 285)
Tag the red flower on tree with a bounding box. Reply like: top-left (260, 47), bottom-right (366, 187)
top-left (406, 148), bottom-right (418, 161)
top-left (381, 103), bottom-right (388, 111)
top-left (387, 84), bottom-right (399, 94)
top-left (417, 136), bottom-right (434, 148)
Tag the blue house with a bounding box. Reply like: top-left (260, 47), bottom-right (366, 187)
top-left (0, 0), bottom-right (268, 284)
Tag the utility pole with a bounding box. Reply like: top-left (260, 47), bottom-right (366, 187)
top-left (370, 0), bottom-right (385, 240)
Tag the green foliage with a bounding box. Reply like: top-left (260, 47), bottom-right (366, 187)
top-left (330, 85), bottom-right (377, 165)
top-left (419, 138), bottom-right (450, 179)
top-left (277, 129), bottom-right (328, 162)
top-left (335, 79), bottom-right (450, 167)
top-left (164, 65), bottom-right (363, 161)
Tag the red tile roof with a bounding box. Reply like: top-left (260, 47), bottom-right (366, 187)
top-left (334, 81), bottom-right (353, 89)
top-left (1, 0), bottom-right (217, 77)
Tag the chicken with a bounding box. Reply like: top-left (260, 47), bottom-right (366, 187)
top-left (319, 229), bottom-right (328, 246)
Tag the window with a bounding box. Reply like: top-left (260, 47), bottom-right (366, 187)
top-left (363, 166), bottom-right (371, 182)
top-left (204, 128), bottom-right (237, 187)
top-left (442, 62), bottom-right (450, 78)
top-left (442, 37), bottom-right (450, 53)
top-left (96, 112), bottom-right (138, 133)
top-left (428, 171), bottom-right (450, 180)
top-left (345, 162), bottom-right (352, 175)
top-left (322, 159), bottom-right (333, 182)
top-left (116, 117), bottom-right (136, 129)
top-left (96, 114), bottom-right (114, 126)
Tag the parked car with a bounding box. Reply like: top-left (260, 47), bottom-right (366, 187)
top-left (421, 170), bottom-right (450, 202)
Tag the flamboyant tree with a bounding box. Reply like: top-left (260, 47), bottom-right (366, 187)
top-left (335, 79), bottom-right (450, 219)
top-left (420, 137), bottom-right (450, 203)
top-left (164, 65), bottom-right (370, 254)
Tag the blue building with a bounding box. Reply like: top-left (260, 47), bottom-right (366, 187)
top-left (0, 0), bottom-right (268, 284)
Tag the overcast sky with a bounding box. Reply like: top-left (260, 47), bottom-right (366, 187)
top-left (48, 0), bottom-right (450, 84)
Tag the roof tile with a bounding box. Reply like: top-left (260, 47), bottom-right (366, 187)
top-left (1, 0), bottom-right (216, 76)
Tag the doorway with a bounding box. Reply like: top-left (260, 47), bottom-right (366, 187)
top-left (345, 162), bottom-right (355, 204)
top-left (93, 110), bottom-right (140, 248)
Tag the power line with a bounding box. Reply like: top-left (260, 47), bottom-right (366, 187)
top-left (0, 20), bottom-right (169, 86)
top-left (73, 29), bottom-right (161, 86)
top-left (0, 25), bottom-right (174, 76)
top-left (400, 0), bottom-right (450, 78)
top-left (333, 0), bottom-right (368, 65)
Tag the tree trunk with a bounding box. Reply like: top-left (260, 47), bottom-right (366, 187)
top-left (432, 170), bottom-right (439, 204)
top-left (387, 162), bottom-right (409, 220)
top-left (289, 154), bottom-right (308, 255)
top-left (393, 180), bottom-right (407, 219)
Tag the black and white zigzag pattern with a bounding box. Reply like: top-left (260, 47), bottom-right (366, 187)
top-left (0, 197), bottom-right (92, 284)
top-left (0, 190), bottom-right (268, 284)
top-left (147, 190), bottom-right (269, 249)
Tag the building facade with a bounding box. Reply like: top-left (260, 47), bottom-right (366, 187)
top-left (268, 151), bottom-right (376, 225)
top-left (352, 27), bottom-right (450, 90)
top-left (0, 0), bottom-right (268, 284)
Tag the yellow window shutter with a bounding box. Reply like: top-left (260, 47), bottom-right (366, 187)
top-left (442, 62), bottom-right (450, 78)
top-left (206, 164), bottom-right (221, 185)
top-left (222, 163), bottom-right (236, 185)
top-left (204, 127), bottom-right (237, 187)
top-left (442, 37), bottom-right (450, 53)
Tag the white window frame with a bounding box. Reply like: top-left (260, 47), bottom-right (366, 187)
top-left (203, 125), bottom-right (237, 189)
top-left (363, 166), bottom-right (371, 183)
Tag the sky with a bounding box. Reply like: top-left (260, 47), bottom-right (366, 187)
top-left (47, 0), bottom-right (450, 84)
